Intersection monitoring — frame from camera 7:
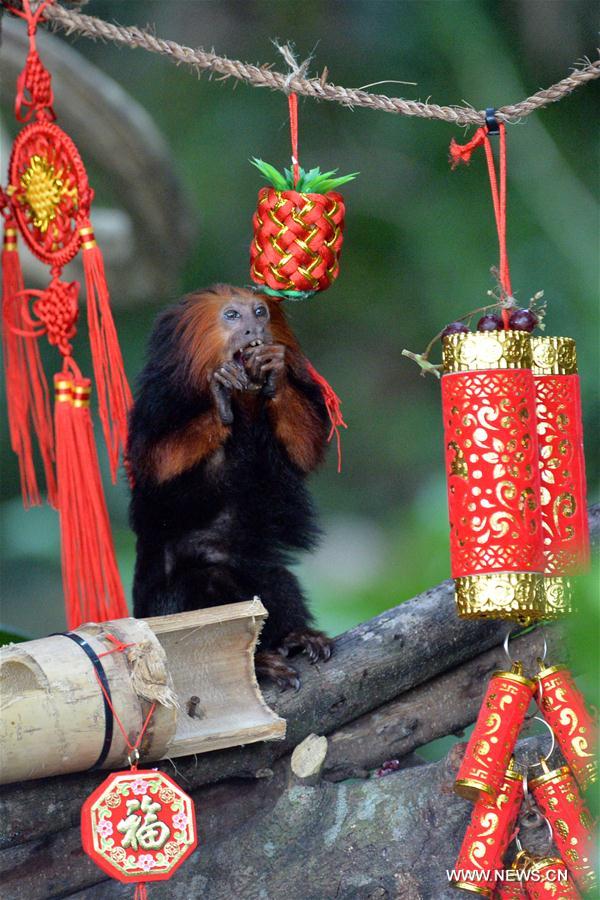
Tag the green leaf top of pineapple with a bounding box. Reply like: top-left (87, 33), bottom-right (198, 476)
top-left (251, 158), bottom-right (358, 194)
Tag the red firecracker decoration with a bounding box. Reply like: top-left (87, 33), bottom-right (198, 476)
top-left (535, 663), bottom-right (597, 793)
top-left (531, 336), bottom-right (590, 616)
top-left (495, 878), bottom-right (529, 899)
top-left (1, 0), bottom-right (130, 628)
top-left (249, 93), bottom-right (356, 300)
top-left (441, 330), bottom-right (545, 623)
top-left (523, 858), bottom-right (581, 899)
top-left (451, 760), bottom-right (523, 896)
top-left (81, 770), bottom-right (197, 896)
top-left (455, 664), bottom-right (535, 803)
top-left (530, 761), bottom-right (597, 896)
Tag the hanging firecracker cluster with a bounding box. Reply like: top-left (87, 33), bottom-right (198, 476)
top-left (451, 652), bottom-right (598, 897)
top-left (1, 0), bottom-right (130, 629)
top-left (397, 112), bottom-right (598, 897)
top-left (438, 120), bottom-right (591, 625)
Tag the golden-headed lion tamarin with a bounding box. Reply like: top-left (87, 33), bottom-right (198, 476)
top-left (127, 284), bottom-right (334, 689)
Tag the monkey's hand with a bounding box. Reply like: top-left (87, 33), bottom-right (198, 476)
top-left (243, 343), bottom-right (286, 398)
top-left (210, 361), bottom-right (250, 424)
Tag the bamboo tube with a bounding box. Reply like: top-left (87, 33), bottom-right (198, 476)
top-left (0, 598), bottom-right (285, 785)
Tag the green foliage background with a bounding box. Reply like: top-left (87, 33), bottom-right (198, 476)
top-left (1, 2), bottom-right (598, 712)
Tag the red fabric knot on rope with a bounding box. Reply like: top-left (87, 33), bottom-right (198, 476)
top-left (449, 121), bottom-right (513, 329)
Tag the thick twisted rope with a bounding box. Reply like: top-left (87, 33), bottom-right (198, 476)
top-left (16, 2), bottom-right (596, 127)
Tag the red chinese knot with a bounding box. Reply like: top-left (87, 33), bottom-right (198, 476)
top-left (81, 770), bottom-right (197, 884)
top-left (2, 0), bottom-right (131, 630)
top-left (250, 187), bottom-right (345, 294)
top-left (8, 120), bottom-right (90, 267)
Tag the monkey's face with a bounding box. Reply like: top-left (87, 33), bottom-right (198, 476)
top-left (221, 296), bottom-right (272, 362)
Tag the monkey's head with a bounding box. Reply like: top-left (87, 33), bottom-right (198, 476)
top-left (219, 291), bottom-right (272, 363)
top-left (177, 284), bottom-right (300, 388)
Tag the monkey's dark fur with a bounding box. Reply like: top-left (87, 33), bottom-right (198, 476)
top-left (127, 285), bottom-right (333, 687)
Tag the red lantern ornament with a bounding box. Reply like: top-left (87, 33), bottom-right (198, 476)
top-left (531, 336), bottom-right (590, 617)
top-left (82, 770), bottom-right (197, 895)
top-left (452, 760), bottom-right (524, 896)
top-left (251, 186), bottom-right (345, 296)
top-left (1, 0), bottom-right (130, 628)
top-left (529, 761), bottom-right (597, 896)
top-left (249, 92), bottom-right (355, 300)
top-left (455, 663), bottom-right (536, 802)
top-left (535, 663), bottom-right (598, 792)
top-left (441, 331), bottom-right (545, 622)
top-left (523, 858), bottom-right (581, 899)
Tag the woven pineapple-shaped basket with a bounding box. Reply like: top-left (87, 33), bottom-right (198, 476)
top-left (249, 160), bottom-right (355, 299)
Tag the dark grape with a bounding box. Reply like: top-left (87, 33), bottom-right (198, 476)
top-left (477, 313), bottom-right (503, 332)
top-left (441, 321), bottom-right (469, 338)
top-left (509, 308), bottom-right (538, 332)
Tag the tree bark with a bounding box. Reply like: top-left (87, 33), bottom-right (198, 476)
top-left (324, 623), bottom-right (566, 781)
top-left (2, 735), bottom-right (559, 900)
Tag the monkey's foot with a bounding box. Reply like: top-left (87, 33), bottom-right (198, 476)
top-left (255, 651), bottom-right (301, 692)
top-left (277, 628), bottom-right (333, 664)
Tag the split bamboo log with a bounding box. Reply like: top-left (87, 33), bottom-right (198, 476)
top-left (0, 598), bottom-right (285, 785)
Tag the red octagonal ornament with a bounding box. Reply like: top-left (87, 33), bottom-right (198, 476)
top-left (81, 770), bottom-right (198, 884)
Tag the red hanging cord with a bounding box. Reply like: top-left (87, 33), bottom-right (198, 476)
top-left (306, 361), bottom-right (347, 473)
top-left (92, 640), bottom-right (156, 900)
top-left (288, 92), bottom-right (300, 186)
top-left (93, 669), bottom-right (156, 771)
top-left (449, 121), bottom-right (512, 329)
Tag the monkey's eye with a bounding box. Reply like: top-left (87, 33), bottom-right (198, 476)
top-left (223, 308), bottom-right (241, 321)
top-left (254, 306), bottom-right (267, 318)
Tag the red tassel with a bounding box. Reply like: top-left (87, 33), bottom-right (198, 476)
top-left (306, 361), bottom-right (347, 473)
top-left (79, 220), bottom-right (132, 483)
top-left (449, 126), bottom-right (487, 168)
top-left (2, 220), bottom-right (56, 507)
top-left (54, 371), bottom-right (128, 629)
top-left (134, 885), bottom-right (148, 900)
